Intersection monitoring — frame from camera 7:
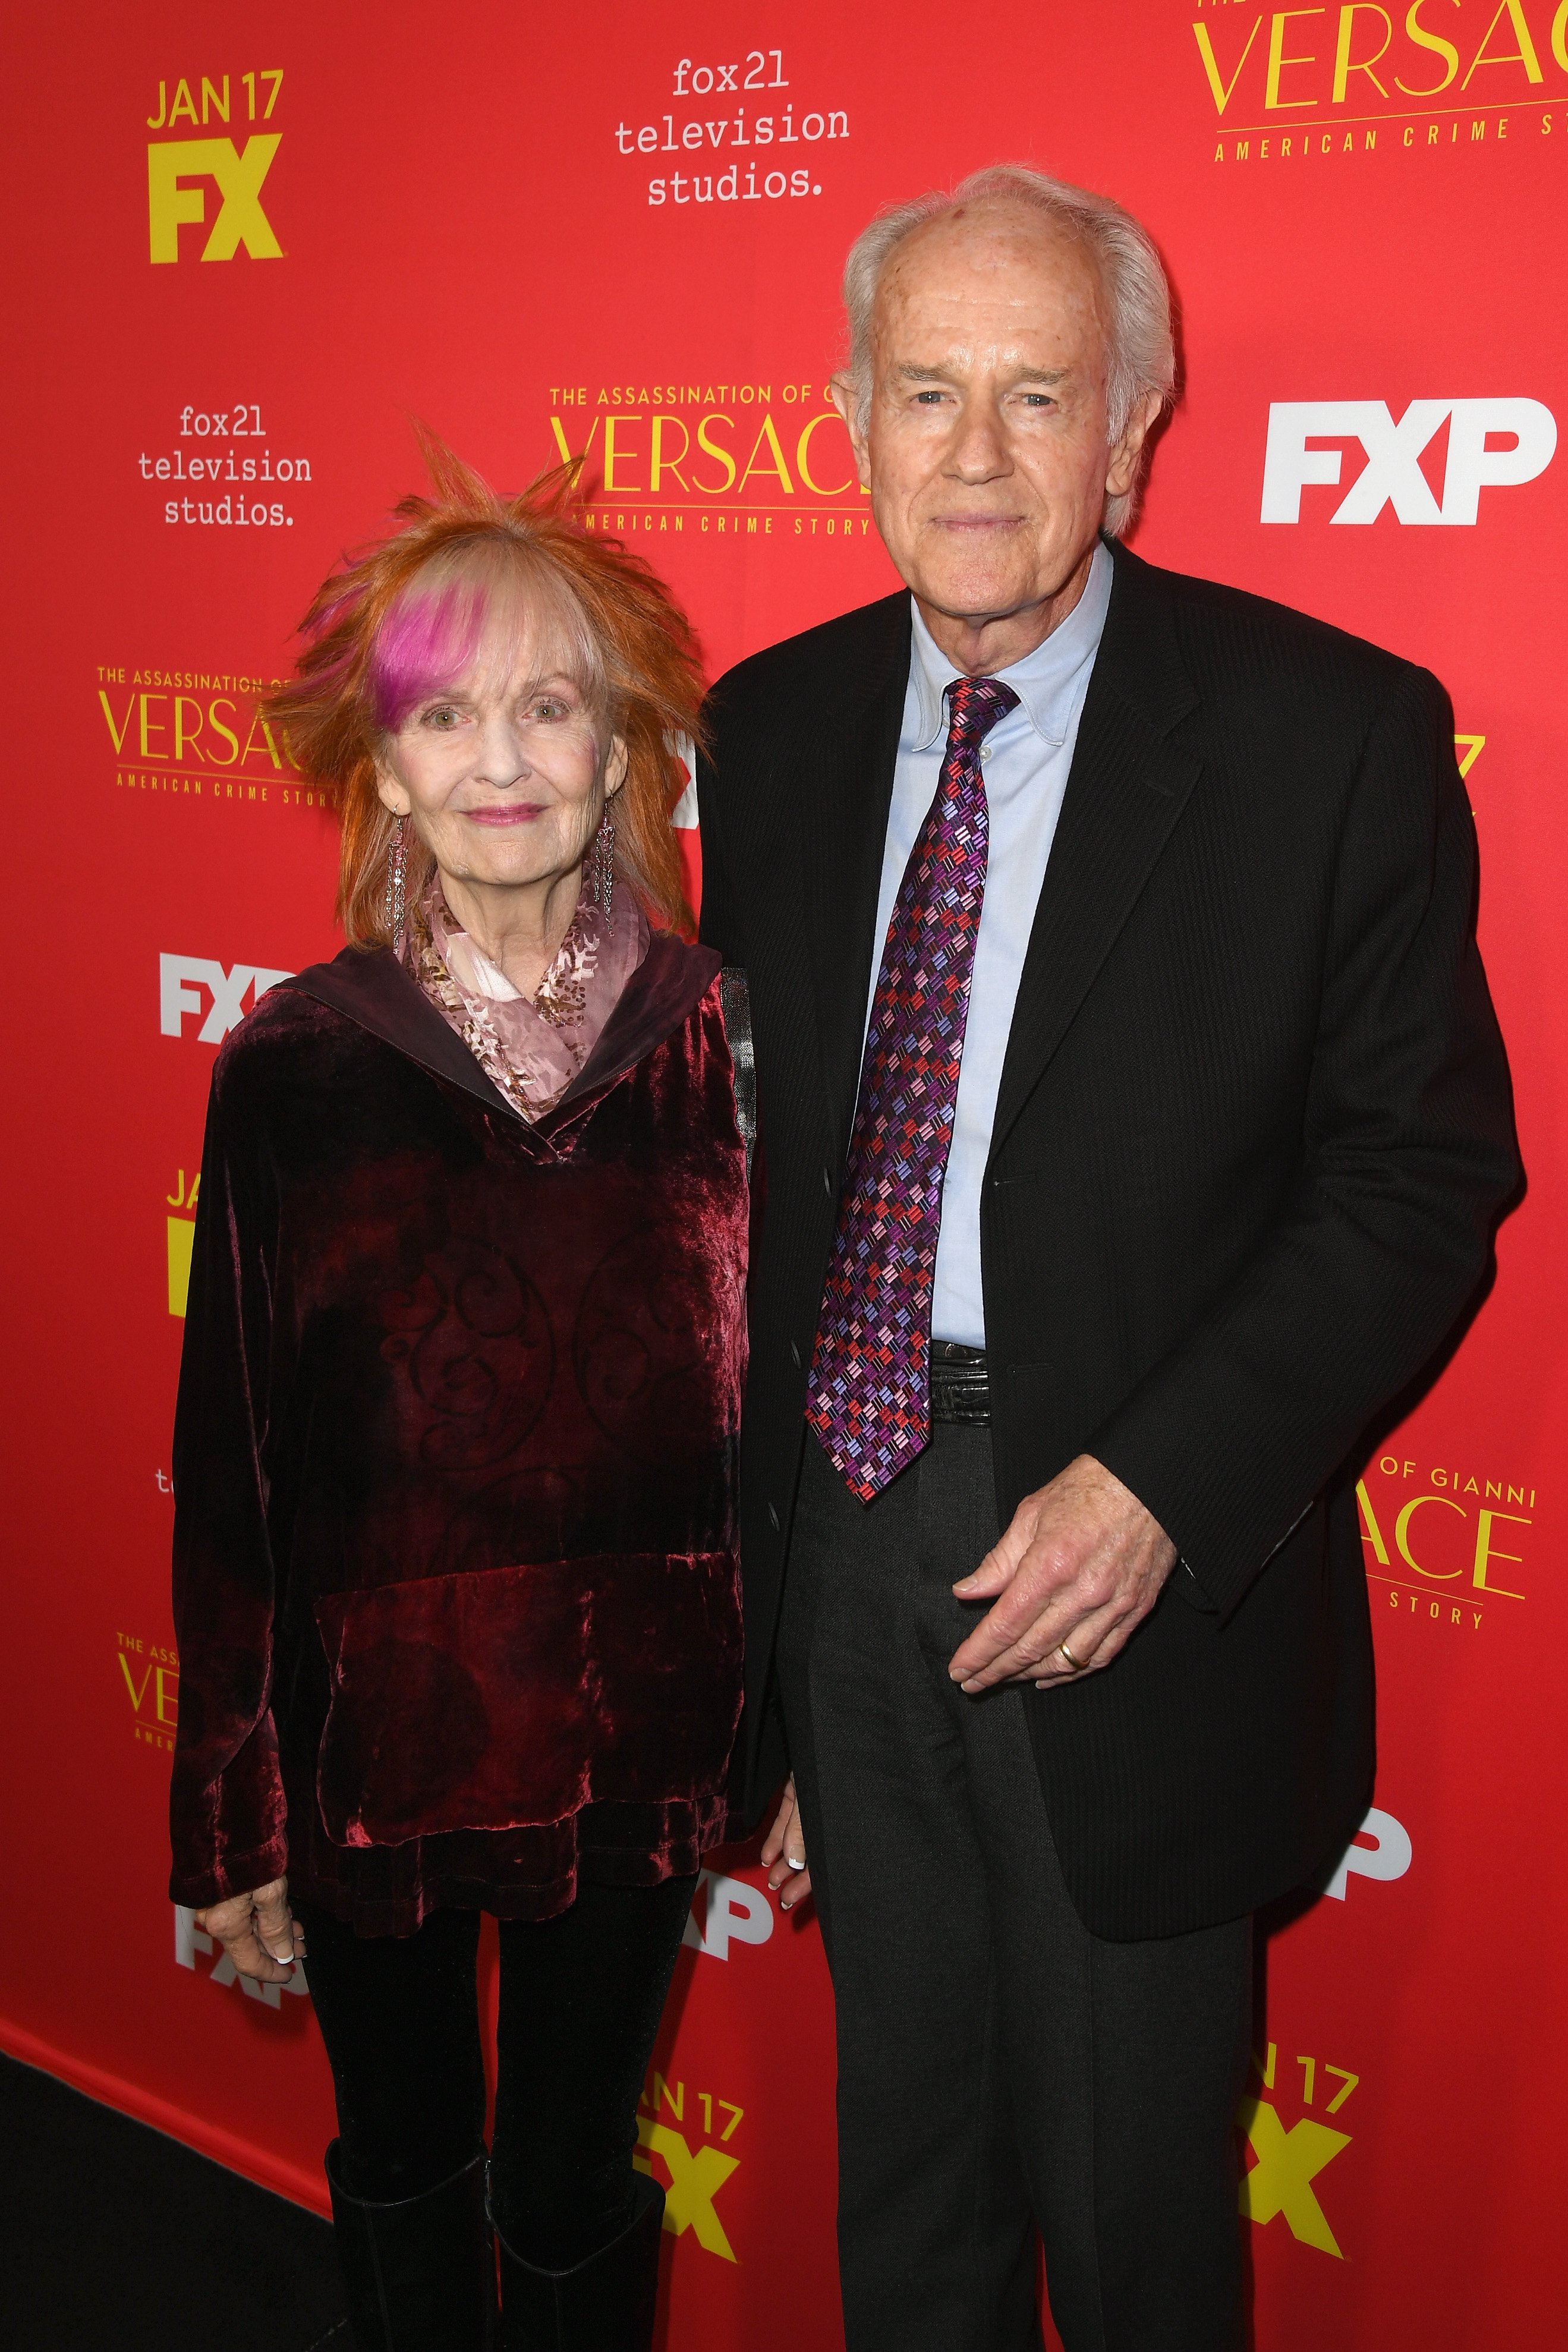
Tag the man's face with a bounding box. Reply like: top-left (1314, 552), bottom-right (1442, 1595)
top-left (837, 202), bottom-right (1155, 647)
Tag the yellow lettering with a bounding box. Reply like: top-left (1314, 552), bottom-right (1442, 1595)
top-left (650, 415), bottom-right (691, 492)
top-left (796, 411), bottom-right (854, 495)
top-left (1395, 1493), bottom-right (1466, 1578)
top-left (1398, 0), bottom-right (1461, 92)
top-left (1355, 1479), bottom-right (1390, 1565)
top-left (206, 699), bottom-right (240, 764)
top-left (738, 413), bottom-right (795, 495)
top-left (1333, 2), bottom-right (1393, 96)
top-left (1324, 2066), bottom-right (1359, 2114)
top-left (139, 694), bottom-right (168, 755)
top-left (118, 1652), bottom-right (154, 1711)
top-left (147, 137), bottom-right (282, 265)
top-left (1473, 1508), bottom-right (1528, 1598)
top-left (1462, 0), bottom-right (1545, 84)
top-left (634, 2120), bottom-right (739, 2261)
top-left (1266, 8), bottom-right (1327, 105)
top-left (694, 415), bottom-right (737, 494)
top-left (147, 144), bottom-right (207, 263)
top-left (602, 415), bottom-right (643, 493)
top-left (168, 1217), bottom-right (194, 1318)
top-left (548, 414), bottom-right (602, 479)
top-left (199, 136), bottom-right (283, 260)
top-left (97, 688), bottom-right (135, 752)
top-left (239, 713), bottom-right (287, 769)
top-left (1238, 2098), bottom-right (1350, 2256)
top-left (1192, 15), bottom-right (1266, 111)
top-left (174, 696), bottom-right (204, 760)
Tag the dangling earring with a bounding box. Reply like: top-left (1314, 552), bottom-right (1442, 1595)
top-left (384, 815), bottom-right (408, 942)
top-left (590, 802), bottom-right (616, 917)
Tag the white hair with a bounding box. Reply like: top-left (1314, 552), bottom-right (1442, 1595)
top-left (840, 164), bottom-right (1176, 537)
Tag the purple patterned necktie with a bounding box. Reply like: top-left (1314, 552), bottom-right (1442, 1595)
top-left (806, 674), bottom-right (1019, 1500)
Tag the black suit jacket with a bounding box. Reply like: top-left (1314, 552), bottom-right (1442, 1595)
top-left (698, 538), bottom-right (1518, 1939)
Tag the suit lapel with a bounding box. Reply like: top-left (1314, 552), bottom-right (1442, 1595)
top-left (795, 594), bottom-right (911, 1163)
top-left (989, 546), bottom-right (1202, 1158)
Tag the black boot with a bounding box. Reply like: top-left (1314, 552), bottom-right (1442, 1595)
top-left (326, 2139), bottom-right (498, 2350)
top-left (494, 2172), bottom-right (665, 2350)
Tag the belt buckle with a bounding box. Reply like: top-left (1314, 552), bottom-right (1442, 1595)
top-left (930, 1343), bottom-right (989, 1426)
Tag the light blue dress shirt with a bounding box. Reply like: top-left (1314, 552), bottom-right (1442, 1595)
top-left (861, 541), bottom-right (1113, 1349)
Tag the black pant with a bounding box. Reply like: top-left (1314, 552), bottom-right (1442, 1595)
top-left (295, 1875), bottom-right (695, 2269)
top-left (776, 1425), bottom-right (1252, 2352)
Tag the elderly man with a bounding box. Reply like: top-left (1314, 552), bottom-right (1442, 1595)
top-left (697, 166), bottom-right (1516, 2350)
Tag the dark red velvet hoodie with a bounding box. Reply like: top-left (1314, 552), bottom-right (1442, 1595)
top-left (168, 933), bottom-right (748, 1935)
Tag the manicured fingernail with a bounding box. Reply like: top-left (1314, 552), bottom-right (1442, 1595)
top-left (787, 1856), bottom-right (805, 1871)
top-left (780, 1899), bottom-right (793, 1911)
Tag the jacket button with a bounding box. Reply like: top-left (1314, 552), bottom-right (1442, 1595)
top-left (767, 1502), bottom-right (780, 1529)
top-left (789, 1340), bottom-right (801, 1367)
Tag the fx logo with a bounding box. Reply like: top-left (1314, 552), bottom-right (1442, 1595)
top-left (634, 2119), bottom-right (740, 2260)
top-left (1261, 399), bottom-right (1557, 525)
top-left (1238, 2099), bottom-right (1351, 2258)
top-left (1239, 2040), bottom-right (1359, 2259)
top-left (160, 953), bottom-right (292, 1042)
top-left (682, 1869), bottom-right (774, 1961)
top-left (148, 137), bottom-right (282, 263)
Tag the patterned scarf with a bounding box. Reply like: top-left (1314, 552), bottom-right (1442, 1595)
top-left (405, 878), bottom-right (648, 1120)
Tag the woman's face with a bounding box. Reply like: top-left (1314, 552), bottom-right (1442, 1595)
top-left (374, 608), bottom-right (625, 898)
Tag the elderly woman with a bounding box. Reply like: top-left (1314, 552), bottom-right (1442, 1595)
top-left (167, 445), bottom-right (749, 2351)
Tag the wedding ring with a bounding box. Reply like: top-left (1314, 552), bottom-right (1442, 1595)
top-left (1057, 1641), bottom-right (1084, 1672)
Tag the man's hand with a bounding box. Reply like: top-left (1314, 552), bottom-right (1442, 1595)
top-left (760, 1777), bottom-right (812, 1910)
top-left (947, 1456), bottom-right (1176, 1693)
top-left (193, 1876), bottom-right (304, 1982)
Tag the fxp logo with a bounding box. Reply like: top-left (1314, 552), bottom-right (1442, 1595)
top-left (1262, 399), bottom-right (1556, 524)
top-left (160, 953), bottom-right (292, 1043)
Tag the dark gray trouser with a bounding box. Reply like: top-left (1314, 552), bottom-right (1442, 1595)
top-left (775, 1424), bottom-right (1252, 2352)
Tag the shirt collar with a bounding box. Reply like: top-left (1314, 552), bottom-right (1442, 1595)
top-left (906, 538), bottom-right (1114, 752)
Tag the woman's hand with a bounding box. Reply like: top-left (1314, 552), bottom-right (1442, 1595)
top-left (193, 1876), bottom-right (305, 1983)
top-left (761, 1777), bottom-right (812, 1911)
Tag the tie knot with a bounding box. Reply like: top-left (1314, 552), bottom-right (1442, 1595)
top-left (944, 675), bottom-right (1019, 752)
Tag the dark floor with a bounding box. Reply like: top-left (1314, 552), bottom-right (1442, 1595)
top-left (2, 2052), bottom-right (348, 2351)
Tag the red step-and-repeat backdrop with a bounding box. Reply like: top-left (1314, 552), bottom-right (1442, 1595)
top-left (4, 4), bottom-right (1564, 2345)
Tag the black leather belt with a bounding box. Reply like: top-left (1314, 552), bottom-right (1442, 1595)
top-left (930, 1341), bottom-right (990, 1424)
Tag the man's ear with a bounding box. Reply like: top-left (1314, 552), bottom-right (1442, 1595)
top-left (1106, 388), bottom-right (1166, 500)
top-left (829, 372), bottom-right (873, 491)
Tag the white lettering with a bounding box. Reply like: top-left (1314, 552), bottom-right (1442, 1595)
top-left (1319, 1805), bottom-right (1413, 1900)
top-left (682, 1869), bottom-right (774, 1959)
top-left (1262, 398), bottom-right (1557, 525)
top-left (1439, 397), bottom-right (1557, 523)
top-left (160, 953), bottom-right (294, 1040)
